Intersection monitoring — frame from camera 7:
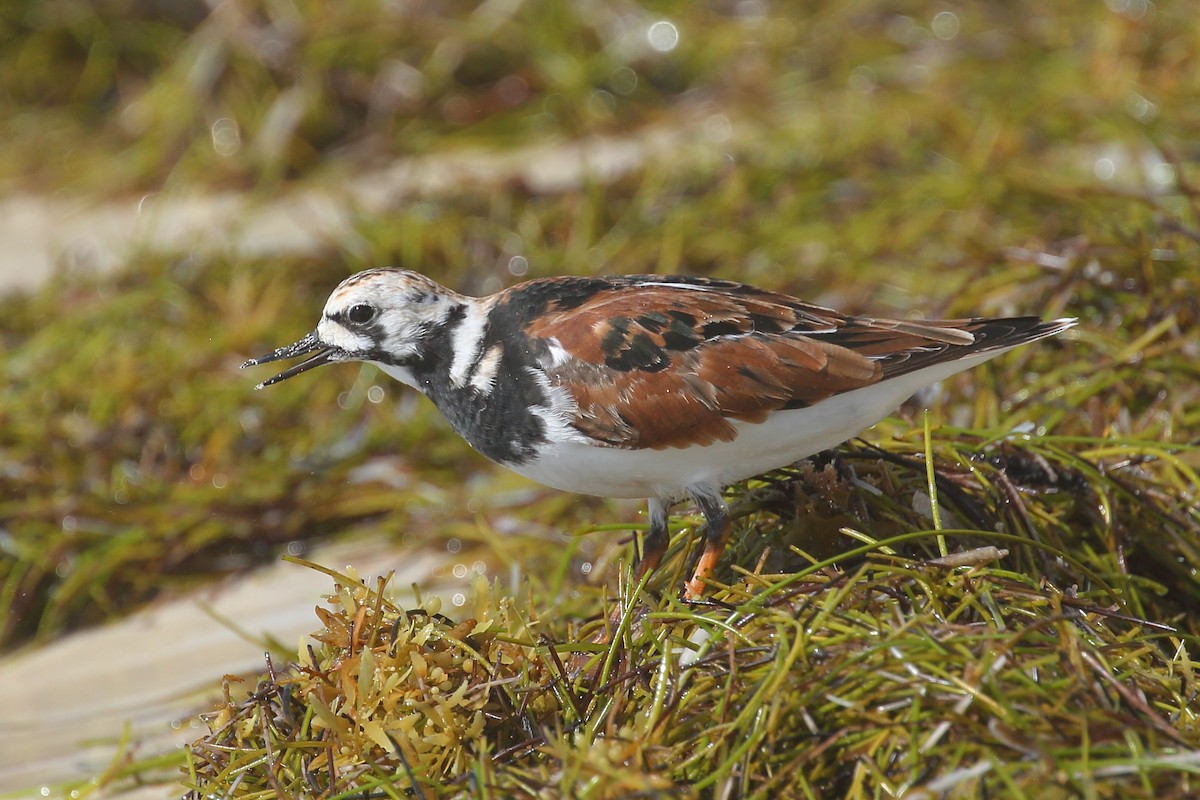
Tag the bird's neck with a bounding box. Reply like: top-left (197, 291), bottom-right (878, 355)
top-left (395, 299), bottom-right (553, 466)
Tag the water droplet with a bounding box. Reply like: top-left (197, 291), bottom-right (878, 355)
top-left (588, 88), bottom-right (616, 118)
top-left (703, 114), bottom-right (732, 142)
top-left (848, 66), bottom-right (876, 93)
top-left (647, 20), bottom-right (680, 52)
top-left (238, 408), bottom-right (263, 432)
top-left (931, 11), bottom-right (959, 40)
top-left (610, 67), bottom-right (638, 96)
top-left (442, 95), bottom-right (472, 124)
top-left (586, 246), bottom-right (608, 270)
top-left (735, 0), bottom-right (768, 21)
top-left (210, 117), bottom-right (241, 156)
top-left (1125, 92), bottom-right (1157, 121)
top-left (495, 74), bottom-right (529, 106)
top-left (1150, 162), bottom-right (1175, 187)
top-left (1107, 0), bottom-right (1153, 21)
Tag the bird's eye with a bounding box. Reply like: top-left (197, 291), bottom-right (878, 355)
top-left (347, 304), bottom-right (377, 324)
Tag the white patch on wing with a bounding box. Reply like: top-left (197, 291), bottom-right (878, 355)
top-left (542, 337), bottom-right (571, 367)
top-left (526, 367), bottom-right (590, 446)
top-left (469, 343), bottom-right (503, 394)
top-left (447, 303), bottom-right (490, 388)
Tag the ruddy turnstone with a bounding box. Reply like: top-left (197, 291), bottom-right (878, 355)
top-left (243, 269), bottom-right (1074, 598)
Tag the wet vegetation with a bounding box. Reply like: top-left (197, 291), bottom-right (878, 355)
top-left (1, 0), bottom-right (1198, 796)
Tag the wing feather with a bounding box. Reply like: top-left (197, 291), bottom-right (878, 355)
top-left (498, 275), bottom-right (1061, 450)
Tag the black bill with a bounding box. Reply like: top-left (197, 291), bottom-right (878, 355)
top-left (241, 331), bottom-right (336, 389)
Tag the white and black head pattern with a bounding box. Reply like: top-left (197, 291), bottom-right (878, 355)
top-left (317, 269), bottom-right (466, 376)
top-left (243, 268), bottom-right (565, 465)
top-left (243, 270), bottom-right (469, 389)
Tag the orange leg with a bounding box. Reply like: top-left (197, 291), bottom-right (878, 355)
top-left (633, 498), bottom-right (670, 585)
top-left (588, 499), bottom-right (671, 657)
top-left (684, 487), bottom-right (730, 600)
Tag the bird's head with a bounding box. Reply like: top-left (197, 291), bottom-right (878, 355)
top-left (242, 268), bottom-right (464, 388)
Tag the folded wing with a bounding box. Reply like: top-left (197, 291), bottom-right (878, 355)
top-left (509, 275), bottom-right (1051, 450)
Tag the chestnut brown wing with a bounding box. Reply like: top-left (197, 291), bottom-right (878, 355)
top-left (517, 279), bottom-right (883, 449)
top-left (511, 275), bottom-right (1050, 450)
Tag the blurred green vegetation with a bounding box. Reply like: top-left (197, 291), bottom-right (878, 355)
top-left (1, 0), bottom-right (1198, 796)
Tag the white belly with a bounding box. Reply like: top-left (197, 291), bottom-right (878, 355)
top-left (509, 350), bottom-right (1006, 499)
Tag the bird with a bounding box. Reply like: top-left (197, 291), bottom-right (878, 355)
top-left (243, 269), bottom-right (1074, 599)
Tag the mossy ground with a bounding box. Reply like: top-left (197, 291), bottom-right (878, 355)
top-left (1, 0), bottom-right (1198, 797)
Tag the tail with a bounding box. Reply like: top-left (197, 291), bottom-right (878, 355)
top-left (878, 316), bottom-right (1076, 380)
